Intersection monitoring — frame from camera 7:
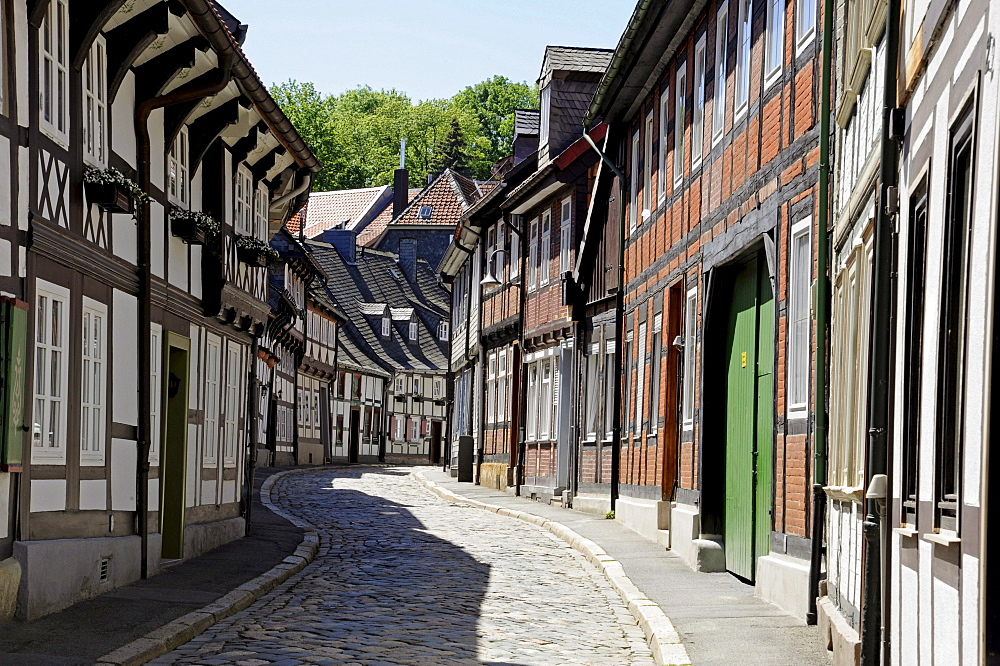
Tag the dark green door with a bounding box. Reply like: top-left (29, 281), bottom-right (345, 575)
top-left (723, 257), bottom-right (774, 581)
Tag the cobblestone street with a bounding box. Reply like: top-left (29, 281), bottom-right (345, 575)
top-left (155, 467), bottom-right (653, 665)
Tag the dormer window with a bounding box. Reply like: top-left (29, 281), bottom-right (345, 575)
top-left (539, 86), bottom-right (551, 148)
top-left (438, 322), bottom-right (449, 341)
top-left (408, 321), bottom-right (417, 341)
top-left (168, 127), bottom-right (189, 207)
top-left (381, 316), bottom-right (390, 337)
top-left (418, 205), bottom-right (433, 220)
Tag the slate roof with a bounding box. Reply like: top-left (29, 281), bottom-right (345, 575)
top-left (541, 46), bottom-right (615, 79)
top-left (308, 239), bottom-right (450, 375)
top-left (514, 109), bottom-right (540, 136)
top-left (356, 188), bottom-right (421, 246)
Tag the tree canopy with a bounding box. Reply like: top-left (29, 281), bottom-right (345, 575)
top-left (271, 76), bottom-right (539, 191)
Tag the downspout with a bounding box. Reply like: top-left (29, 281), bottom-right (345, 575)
top-left (807, 0), bottom-right (834, 626)
top-left (243, 337), bottom-right (259, 535)
top-left (134, 52), bottom-right (235, 579)
top-left (861, 0), bottom-right (901, 660)
top-left (515, 212), bottom-right (529, 496)
top-left (583, 129), bottom-right (626, 509)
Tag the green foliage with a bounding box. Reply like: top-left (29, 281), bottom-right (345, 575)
top-left (605, 510), bottom-right (615, 520)
top-left (271, 76), bottom-right (539, 190)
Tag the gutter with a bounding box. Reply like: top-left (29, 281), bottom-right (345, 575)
top-left (585, 0), bottom-right (657, 127)
top-left (861, 0), bottom-right (901, 660)
top-left (807, 0), bottom-right (834, 626)
top-left (582, 127), bottom-right (626, 508)
top-left (134, 49), bottom-right (235, 579)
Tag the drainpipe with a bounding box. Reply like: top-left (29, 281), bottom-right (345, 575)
top-left (134, 52), bottom-right (235, 579)
top-left (807, 0), bottom-right (835, 626)
top-left (583, 128), bottom-right (626, 509)
top-left (514, 213), bottom-right (529, 496)
top-left (861, 0), bottom-right (901, 660)
top-left (243, 337), bottom-right (259, 535)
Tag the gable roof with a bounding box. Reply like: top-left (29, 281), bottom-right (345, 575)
top-left (540, 46), bottom-right (615, 83)
top-left (296, 186), bottom-right (392, 237)
top-left (355, 188), bottom-right (421, 246)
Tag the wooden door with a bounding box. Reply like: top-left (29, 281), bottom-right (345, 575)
top-left (348, 409), bottom-right (360, 463)
top-left (430, 420), bottom-right (442, 464)
top-left (723, 257), bottom-right (773, 581)
top-left (160, 337), bottom-right (190, 560)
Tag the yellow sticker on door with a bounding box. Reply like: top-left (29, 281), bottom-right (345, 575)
top-left (741, 351), bottom-right (747, 368)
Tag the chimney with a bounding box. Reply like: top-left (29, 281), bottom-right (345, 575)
top-left (324, 228), bottom-right (357, 265)
top-left (398, 237), bottom-right (416, 283)
top-left (393, 138), bottom-right (408, 219)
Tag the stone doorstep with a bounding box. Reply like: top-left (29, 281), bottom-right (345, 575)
top-left (94, 468), bottom-right (322, 666)
top-left (413, 471), bottom-right (693, 666)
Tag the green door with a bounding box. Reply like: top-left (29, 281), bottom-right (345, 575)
top-left (723, 257), bottom-right (774, 581)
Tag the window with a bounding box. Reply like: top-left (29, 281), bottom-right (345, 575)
top-left (32, 282), bottom-right (69, 461)
top-left (234, 166), bottom-right (254, 236)
top-left (497, 350), bottom-right (507, 422)
top-left (39, 0), bottom-right (69, 144)
top-left (766, 0), bottom-right (785, 85)
top-left (796, 0), bottom-right (817, 50)
top-left (413, 377), bottom-right (421, 395)
top-left (585, 349), bottom-right (599, 440)
top-left (438, 322), bottom-right (449, 341)
top-left (418, 205), bottom-right (433, 219)
top-left (539, 360), bottom-right (553, 440)
top-left (528, 217), bottom-right (539, 290)
top-left (82, 36), bottom-right (107, 167)
top-left (381, 316), bottom-right (390, 337)
top-left (394, 415), bottom-right (405, 440)
top-left (168, 125), bottom-right (190, 205)
top-left (643, 111), bottom-right (654, 215)
top-left (624, 330), bottom-right (633, 434)
top-left (901, 185), bottom-right (928, 527)
top-left (433, 378), bottom-right (443, 399)
top-left (682, 287), bottom-right (697, 428)
top-left (604, 342), bottom-right (616, 439)
top-left (936, 105), bottom-right (976, 534)
top-left (560, 198), bottom-right (572, 274)
top-left (204, 338), bottom-right (221, 462)
top-left (539, 86), bottom-right (551, 148)
top-left (736, 0), bottom-right (751, 113)
top-left (674, 63), bottom-right (687, 185)
top-left (408, 321), bottom-right (417, 342)
top-left (510, 217), bottom-right (521, 279)
top-left (634, 321), bottom-right (647, 436)
top-left (81, 299), bottom-right (107, 464)
top-left (410, 418), bottom-right (420, 442)
top-left (487, 351), bottom-right (497, 424)
top-left (787, 219), bottom-right (812, 415)
top-left (224, 346), bottom-right (240, 463)
top-left (540, 210), bottom-right (551, 286)
top-left (150, 326), bottom-right (162, 463)
top-left (714, 3), bottom-right (729, 142)
top-left (526, 363), bottom-right (538, 440)
top-left (659, 88), bottom-right (669, 201)
top-left (648, 313), bottom-right (663, 434)
top-left (630, 130), bottom-right (640, 231)
top-left (254, 185), bottom-right (269, 240)
top-left (693, 37), bottom-right (706, 167)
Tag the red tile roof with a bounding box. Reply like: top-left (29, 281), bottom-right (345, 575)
top-left (286, 206), bottom-right (307, 234)
top-left (300, 186), bottom-right (390, 238)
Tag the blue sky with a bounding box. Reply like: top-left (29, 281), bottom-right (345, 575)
top-left (230, 0), bottom-right (636, 100)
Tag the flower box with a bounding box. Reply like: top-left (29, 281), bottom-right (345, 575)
top-left (170, 209), bottom-right (219, 245)
top-left (85, 181), bottom-right (134, 215)
top-left (235, 234), bottom-right (279, 267)
top-left (412, 394), bottom-right (424, 402)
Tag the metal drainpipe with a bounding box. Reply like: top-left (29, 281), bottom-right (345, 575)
top-left (515, 213), bottom-right (529, 496)
top-left (807, 0), bottom-right (835, 626)
top-left (861, 0), bottom-right (901, 660)
top-left (243, 337), bottom-right (259, 536)
top-left (134, 52), bottom-right (235, 579)
top-left (582, 128), bottom-right (626, 509)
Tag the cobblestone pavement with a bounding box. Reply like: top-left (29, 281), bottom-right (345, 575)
top-left (154, 466), bottom-right (653, 665)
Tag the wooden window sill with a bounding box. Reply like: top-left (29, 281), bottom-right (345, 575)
top-left (922, 532), bottom-right (961, 547)
top-left (892, 526), bottom-right (918, 538)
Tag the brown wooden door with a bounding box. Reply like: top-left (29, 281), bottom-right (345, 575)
top-left (348, 409), bottom-right (360, 463)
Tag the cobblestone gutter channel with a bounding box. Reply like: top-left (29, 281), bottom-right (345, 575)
top-left (414, 472), bottom-right (693, 666)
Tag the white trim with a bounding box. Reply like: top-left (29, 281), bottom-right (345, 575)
top-left (82, 35), bottom-right (107, 168)
top-left (223, 343), bottom-right (241, 466)
top-left (713, 2), bottom-right (729, 145)
top-left (39, 0), bottom-right (69, 147)
top-left (234, 166), bottom-right (254, 236)
top-left (735, 0), bottom-right (751, 118)
top-left (80, 297), bottom-right (107, 465)
top-left (540, 210), bottom-right (551, 286)
top-left (787, 217), bottom-right (813, 417)
top-left (203, 334), bottom-right (221, 465)
top-left (795, 0), bottom-right (817, 54)
top-left (643, 110), bottom-right (654, 217)
top-left (693, 36), bottom-right (707, 169)
top-left (32, 280), bottom-right (70, 463)
top-left (764, 0), bottom-right (785, 89)
top-left (630, 130), bottom-right (640, 231)
top-left (681, 286), bottom-right (698, 429)
top-left (168, 127), bottom-right (190, 208)
top-left (659, 87), bottom-right (670, 202)
top-left (674, 62), bottom-right (687, 186)
top-left (560, 196), bottom-right (572, 273)
top-left (149, 324), bottom-right (162, 465)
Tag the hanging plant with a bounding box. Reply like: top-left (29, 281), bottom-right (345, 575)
top-left (235, 234), bottom-right (279, 267)
top-left (83, 167), bottom-right (149, 214)
top-left (169, 208), bottom-right (219, 245)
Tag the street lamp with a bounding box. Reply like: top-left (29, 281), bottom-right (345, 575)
top-left (480, 248), bottom-right (509, 287)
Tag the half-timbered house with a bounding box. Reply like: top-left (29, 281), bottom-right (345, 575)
top-left (1, 0), bottom-right (318, 620)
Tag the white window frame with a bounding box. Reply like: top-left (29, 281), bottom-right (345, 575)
top-left (410, 418), bottom-right (420, 442)
top-left (396, 376), bottom-right (405, 394)
top-left (433, 378), bottom-right (443, 399)
top-left (223, 344), bottom-right (241, 466)
top-left (682, 287), bottom-right (698, 429)
top-left (412, 377), bottom-right (421, 395)
top-left (168, 126), bottom-right (190, 207)
top-left (526, 363), bottom-right (538, 441)
top-left (203, 336), bottom-right (221, 464)
top-left (765, 0), bottom-right (785, 87)
top-left (32, 281), bottom-right (70, 463)
top-left (713, 3), bottom-right (729, 144)
top-left (438, 321), bottom-right (449, 341)
top-left (528, 217), bottom-right (539, 291)
top-left (539, 359), bottom-right (552, 440)
top-left (510, 217), bottom-right (521, 279)
top-left (560, 197), bottom-right (572, 274)
top-left (635, 321), bottom-right (647, 435)
top-left (80, 298), bottom-right (107, 465)
top-left (659, 88), bottom-right (669, 202)
top-left (82, 36), bottom-right (107, 167)
top-left (674, 63), bottom-right (687, 186)
top-left (149, 325), bottom-right (162, 464)
top-left (382, 316), bottom-right (390, 337)
top-left (408, 321), bottom-right (418, 341)
top-left (643, 111), bottom-right (654, 217)
top-left (234, 166), bottom-right (254, 236)
top-left (629, 130), bottom-right (640, 232)
top-left (539, 86), bottom-right (551, 148)
top-left (39, 0), bottom-right (69, 146)
top-left (796, 0), bottom-right (817, 52)
top-left (693, 37), bottom-right (707, 168)
top-left (540, 210), bottom-right (551, 287)
top-left (787, 218), bottom-right (812, 416)
top-left (254, 184), bottom-right (269, 240)
top-left (395, 415), bottom-right (405, 440)
top-left (735, 0), bottom-right (751, 117)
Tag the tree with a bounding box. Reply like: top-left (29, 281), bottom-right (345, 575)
top-left (427, 117), bottom-right (473, 176)
top-left (452, 75), bottom-right (539, 169)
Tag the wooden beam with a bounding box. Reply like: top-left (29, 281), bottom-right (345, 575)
top-left (130, 36), bottom-right (209, 103)
top-left (70, 0), bottom-right (129, 69)
top-left (250, 146), bottom-right (285, 182)
top-left (230, 121), bottom-right (268, 165)
top-left (105, 2), bottom-right (171, 102)
top-left (162, 69), bottom-right (224, 149)
top-left (189, 97), bottom-right (242, 169)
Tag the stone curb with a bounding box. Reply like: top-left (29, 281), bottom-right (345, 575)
top-left (95, 467), bottom-right (327, 666)
top-left (414, 471), bottom-right (693, 666)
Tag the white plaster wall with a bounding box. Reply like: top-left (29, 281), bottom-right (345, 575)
top-left (78, 480), bottom-right (106, 511)
top-left (148, 478), bottom-right (159, 512)
top-left (112, 289), bottom-right (138, 426)
top-left (151, 202), bottom-right (165, 278)
top-left (149, 108), bottom-right (165, 192)
top-left (112, 73), bottom-right (137, 169)
top-left (110, 438), bottom-right (137, 511)
top-left (0, 473), bottom-right (9, 539)
top-left (0, 135), bottom-right (10, 226)
top-left (30, 479), bottom-right (65, 512)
